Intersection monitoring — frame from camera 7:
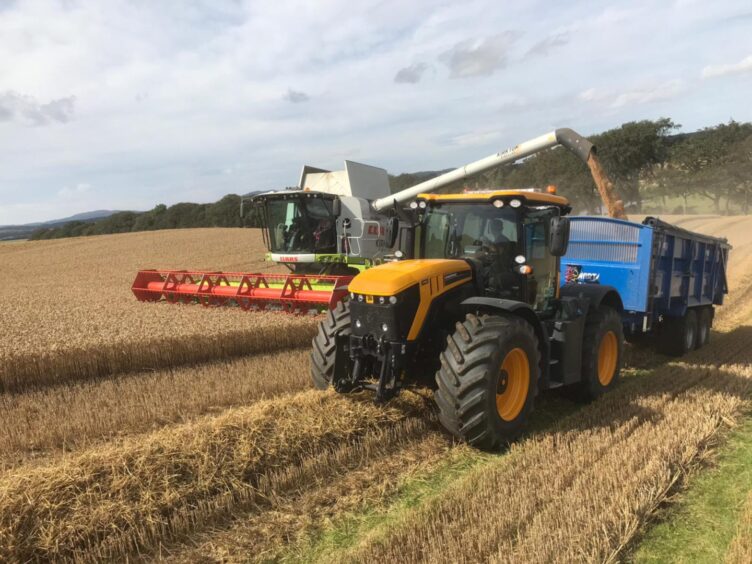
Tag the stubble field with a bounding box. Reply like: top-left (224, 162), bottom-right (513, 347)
top-left (1, 216), bottom-right (751, 562)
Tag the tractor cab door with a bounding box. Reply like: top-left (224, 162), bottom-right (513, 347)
top-left (522, 208), bottom-right (559, 313)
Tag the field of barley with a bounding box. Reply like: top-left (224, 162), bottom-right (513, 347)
top-left (1, 216), bottom-right (751, 562)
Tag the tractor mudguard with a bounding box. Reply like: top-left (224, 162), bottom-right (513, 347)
top-left (559, 283), bottom-right (624, 315)
top-left (460, 297), bottom-right (550, 387)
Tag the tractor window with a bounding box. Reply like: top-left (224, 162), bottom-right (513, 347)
top-left (524, 209), bottom-right (558, 312)
top-left (421, 203), bottom-right (518, 260)
top-left (424, 210), bottom-right (451, 258)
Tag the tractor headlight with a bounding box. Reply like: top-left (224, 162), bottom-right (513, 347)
top-left (509, 198), bottom-right (522, 208)
top-left (350, 292), bottom-right (356, 300)
top-left (378, 296), bottom-right (385, 304)
top-left (418, 201), bottom-right (427, 209)
top-left (358, 294), bottom-right (364, 302)
top-left (409, 201), bottom-right (418, 209)
top-left (389, 295), bottom-right (398, 305)
top-left (492, 199), bottom-right (504, 208)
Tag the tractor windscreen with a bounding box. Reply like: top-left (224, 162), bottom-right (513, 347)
top-left (264, 196), bottom-right (337, 254)
top-left (421, 203), bottom-right (519, 261)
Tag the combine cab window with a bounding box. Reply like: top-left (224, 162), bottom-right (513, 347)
top-left (265, 197), bottom-right (337, 254)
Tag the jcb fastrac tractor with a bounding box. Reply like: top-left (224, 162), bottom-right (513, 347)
top-left (311, 133), bottom-right (630, 450)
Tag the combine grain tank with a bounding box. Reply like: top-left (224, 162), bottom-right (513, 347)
top-left (562, 216), bottom-right (730, 355)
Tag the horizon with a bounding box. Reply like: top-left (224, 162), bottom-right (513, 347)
top-left (1, 0), bottom-right (751, 224)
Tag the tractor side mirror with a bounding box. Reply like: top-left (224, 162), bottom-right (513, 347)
top-left (388, 217), bottom-right (399, 248)
top-left (549, 216), bottom-right (570, 256)
top-left (332, 198), bottom-right (342, 217)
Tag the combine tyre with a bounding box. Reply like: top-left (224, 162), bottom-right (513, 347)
top-left (311, 300), bottom-right (351, 390)
top-left (435, 314), bottom-right (540, 450)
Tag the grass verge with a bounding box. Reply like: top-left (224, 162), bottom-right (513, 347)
top-left (632, 413), bottom-right (752, 563)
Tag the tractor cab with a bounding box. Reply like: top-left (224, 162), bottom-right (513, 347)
top-left (410, 190), bottom-right (571, 313)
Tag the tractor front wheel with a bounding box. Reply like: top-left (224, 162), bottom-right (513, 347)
top-left (435, 313), bottom-right (540, 450)
top-left (311, 300), bottom-right (351, 390)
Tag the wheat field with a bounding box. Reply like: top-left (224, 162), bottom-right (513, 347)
top-left (0, 218), bottom-right (751, 562)
top-left (0, 229), bottom-right (316, 392)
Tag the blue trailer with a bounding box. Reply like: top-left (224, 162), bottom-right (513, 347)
top-left (561, 216), bottom-right (731, 355)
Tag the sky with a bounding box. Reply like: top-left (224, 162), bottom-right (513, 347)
top-left (0, 0), bottom-right (751, 225)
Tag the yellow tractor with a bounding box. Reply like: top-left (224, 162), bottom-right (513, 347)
top-left (311, 186), bottom-right (626, 449)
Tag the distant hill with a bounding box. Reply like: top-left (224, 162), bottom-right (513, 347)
top-left (0, 210), bottom-right (124, 241)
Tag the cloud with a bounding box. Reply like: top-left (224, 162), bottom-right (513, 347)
top-left (440, 31), bottom-right (520, 79)
top-left (58, 183), bottom-right (91, 199)
top-left (579, 80), bottom-right (684, 108)
top-left (449, 130), bottom-right (501, 147)
top-left (284, 89), bottom-right (309, 103)
top-left (701, 54), bottom-right (752, 79)
top-left (394, 62), bottom-right (429, 84)
top-left (524, 33), bottom-right (569, 59)
top-left (0, 91), bottom-right (75, 125)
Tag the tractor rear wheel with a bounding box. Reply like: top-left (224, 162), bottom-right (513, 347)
top-left (576, 306), bottom-right (623, 401)
top-left (435, 313), bottom-right (539, 450)
top-left (311, 300), bottom-right (351, 390)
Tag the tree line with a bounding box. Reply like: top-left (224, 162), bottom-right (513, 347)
top-left (32, 118), bottom-right (752, 240)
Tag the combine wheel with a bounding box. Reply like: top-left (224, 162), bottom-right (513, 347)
top-left (311, 300), bottom-right (351, 390)
top-left (664, 309), bottom-right (698, 356)
top-left (576, 306), bottom-right (623, 401)
top-left (695, 307), bottom-right (712, 349)
top-left (435, 314), bottom-right (539, 450)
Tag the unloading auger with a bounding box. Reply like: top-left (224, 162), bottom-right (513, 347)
top-left (132, 128), bottom-right (620, 314)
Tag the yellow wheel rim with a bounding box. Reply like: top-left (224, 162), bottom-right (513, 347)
top-left (496, 347), bottom-right (530, 422)
top-left (597, 331), bottom-right (618, 386)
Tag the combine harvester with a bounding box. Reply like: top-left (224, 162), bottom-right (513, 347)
top-left (133, 129), bottom-right (618, 313)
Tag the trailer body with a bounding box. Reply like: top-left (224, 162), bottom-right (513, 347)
top-left (561, 216), bottom-right (730, 336)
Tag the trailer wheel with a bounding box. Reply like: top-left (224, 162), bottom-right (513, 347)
top-left (576, 306), bottom-right (623, 401)
top-left (434, 314), bottom-right (540, 450)
top-left (664, 309), bottom-right (698, 356)
top-left (695, 307), bottom-right (712, 349)
top-left (311, 300), bottom-right (351, 390)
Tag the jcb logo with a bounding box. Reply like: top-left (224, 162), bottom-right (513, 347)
top-left (367, 225), bottom-right (385, 236)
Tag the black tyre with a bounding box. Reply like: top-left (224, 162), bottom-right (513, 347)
top-left (311, 300), bottom-right (351, 390)
top-left (577, 306), bottom-right (623, 401)
top-left (435, 313), bottom-right (540, 450)
top-left (695, 307), bottom-right (712, 349)
top-left (664, 309), bottom-right (698, 356)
